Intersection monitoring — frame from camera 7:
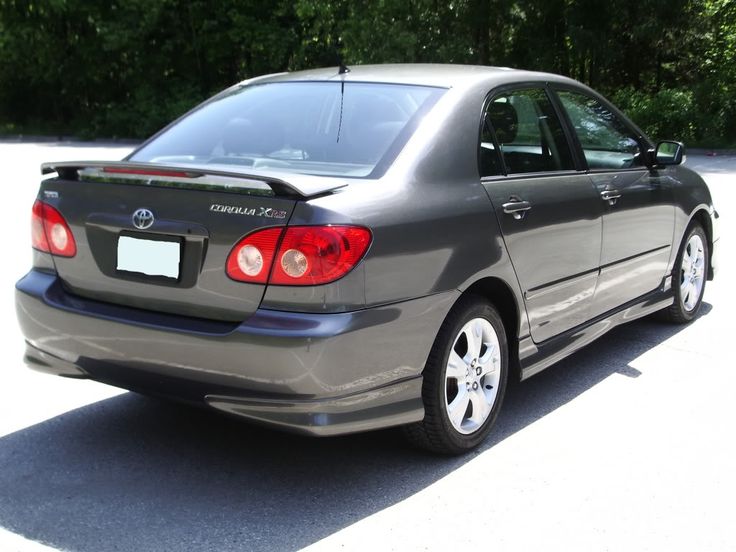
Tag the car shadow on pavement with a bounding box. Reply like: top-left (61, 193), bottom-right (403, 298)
top-left (0, 305), bottom-right (711, 552)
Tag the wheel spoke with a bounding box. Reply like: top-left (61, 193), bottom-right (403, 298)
top-left (469, 388), bottom-right (491, 425)
top-left (448, 388), bottom-right (470, 428)
top-left (682, 258), bottom-right (692, 274)
top-left (680, 277), bottom-right (690, 295)
top-left (446, 350), bottom-right (467, 380)
top-left (478, 353), bottom-right (497, 377)
top-left (463, 322), bottom-right (483, 359)
top-left (477, 359), bottom-right (495, 377)
top-left (478, 340), bottom-right (495, 362)
top-left (683, 282), bottom-right (695, 309)
top-left (693, 260), bottom-right (705, 278)
top-left (687, 239), bottom-right (698, 261)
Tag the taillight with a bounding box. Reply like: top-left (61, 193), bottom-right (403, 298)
top-left (31, 201), bottom-right (50, 253)
top-left (226, 227), bottom-right (284, 283)
top-left (270, 226), bottom-right (372, 285)
top-left (225, 225), bottom-right (372, 286)
top-left (31, 200), bottom-right (77, 257)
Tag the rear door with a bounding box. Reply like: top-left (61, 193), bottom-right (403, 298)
top-left (480, 86), bottom-right (603, 343)
top-left (552, 87), bottom-right (675, 316)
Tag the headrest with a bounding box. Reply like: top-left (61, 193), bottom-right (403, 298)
top-left (487, 102), bottom-right (518, 144)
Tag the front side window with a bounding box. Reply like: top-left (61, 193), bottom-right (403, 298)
top-left (131, 82), bottom-right (445, 178)
top-left (556, 90), bottom-right (645, 170)
top-left (480, 88), bottom-right (574, 176)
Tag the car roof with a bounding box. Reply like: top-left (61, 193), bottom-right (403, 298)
top-left (241, 64), bottom-right (579, 90)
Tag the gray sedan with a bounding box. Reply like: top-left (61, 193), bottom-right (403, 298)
top-left (15, 64), bottom-right (719, 453)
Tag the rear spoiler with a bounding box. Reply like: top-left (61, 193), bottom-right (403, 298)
top-left (40, 160), bottom-right (348, 199)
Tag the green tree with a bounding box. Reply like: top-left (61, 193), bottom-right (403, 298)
top-left (1, 0), bottom-right (734, 144)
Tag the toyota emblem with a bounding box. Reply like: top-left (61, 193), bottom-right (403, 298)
top-left (132, 208), bottom-right (155, 230)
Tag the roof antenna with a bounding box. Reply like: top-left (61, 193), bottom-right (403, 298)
top-left (335, 48), bottom-right (350, 75)
top-left (335, 41), bottom-right (350, 75)
top-left (334, 45), bottom-right (349, 143)
top-left (336, 77), bottom-right (346, 143)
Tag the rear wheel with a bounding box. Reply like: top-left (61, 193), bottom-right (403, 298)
top-left (404, 296), bottom-right (508, 454)
top-left (660, 223), bottom-right (708, 323)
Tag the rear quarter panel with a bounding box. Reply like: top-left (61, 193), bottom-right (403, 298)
top-left (260, 81), bottom-right (530, 338)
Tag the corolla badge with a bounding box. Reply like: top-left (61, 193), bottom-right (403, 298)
top-left (132, 208), bottom-right (155, 230)
top-left (209, 203), bottom-right (288, 219)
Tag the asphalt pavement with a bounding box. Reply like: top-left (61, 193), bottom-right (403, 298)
top-left (0, 143), bottom-right (733, 552)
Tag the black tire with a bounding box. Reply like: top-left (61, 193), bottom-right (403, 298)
top-left (403, 295), bottom-right (508, 454)
top-left (659, 223), bottom-right (709, 324)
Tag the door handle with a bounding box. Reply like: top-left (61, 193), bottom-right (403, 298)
top-left (502, 199), bottom-right (532, 220)
top-left (601, 189), bottom-right (622, 205)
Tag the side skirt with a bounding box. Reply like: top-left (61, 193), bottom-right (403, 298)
top-left (518, 279), bottom-right (674, 381)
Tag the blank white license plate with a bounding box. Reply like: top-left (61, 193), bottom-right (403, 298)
top-left (117, 236), bottom-right (181, 279)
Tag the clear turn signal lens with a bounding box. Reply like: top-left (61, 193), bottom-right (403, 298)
top-left (280, 248), bottom-right (309, 278)
top-left (237, 244), bottom-right (264, 277)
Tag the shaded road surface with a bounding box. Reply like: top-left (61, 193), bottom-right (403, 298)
top-left (0, 143), bottom-right (733, 551)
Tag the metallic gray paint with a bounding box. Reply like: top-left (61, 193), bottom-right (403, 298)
top-left (483, 172), bottom-right (602, 342)
top-left (16, 64), bottom-right (718, 436)
top-left (204, 376), bottom-right (424, 436)
top-left (588, 168), bottom-right (675, 317)
top-left (42, 160), bottom-right (349, 198)
top-left (41, 179), bottom-right (298, 320)
top-left (18, 270), bottom-right (456, 394)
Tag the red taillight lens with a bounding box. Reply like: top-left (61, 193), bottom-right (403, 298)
top-left (225, 225), bottom-right (372, 286)
top-left (31, 200), bottom-right (77, 257)
top-left (270, 226), bottom-right (372, 285)
top-left (226, 227), bottom-right (284, 283)
top-left (31, 201), bottom-right (50, 253)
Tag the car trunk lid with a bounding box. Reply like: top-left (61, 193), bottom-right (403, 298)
top-left (38, 161), bottom-right (345, 321)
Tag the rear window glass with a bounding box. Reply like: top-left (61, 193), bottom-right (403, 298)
top-left (130, 82), bottom-right (445, 178)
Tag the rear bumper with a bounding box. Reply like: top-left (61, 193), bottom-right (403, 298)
top-left (16, 270), bottom-right (459, 436)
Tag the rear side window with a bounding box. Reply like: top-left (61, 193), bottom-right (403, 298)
top-left (480, 88), bottom-right (574, 176)
top-left (131, 82), bottom-right (445, 178)
top-left (556, 90), bottom-right (645, 170)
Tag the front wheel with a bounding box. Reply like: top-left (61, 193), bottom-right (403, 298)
top-left (404, 296), bottom-right (508, 454)
top-left (659, 223), bottom-right (708, 323)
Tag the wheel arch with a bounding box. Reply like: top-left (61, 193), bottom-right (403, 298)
top-left (460, 277), bottom-right (522, 380)
top-left (690, 207), bottom-right (715, 281)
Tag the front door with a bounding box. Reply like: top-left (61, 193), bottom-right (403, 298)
top-left (480, 87), bottom-right (603, 343)
top-left (553, 88), bottom-right (675, 316)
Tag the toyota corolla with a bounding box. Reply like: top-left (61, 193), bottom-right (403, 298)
top-left (15, 64), bottom-right (719, 454)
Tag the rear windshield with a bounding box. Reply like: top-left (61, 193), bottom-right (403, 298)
top-left (130, 82), bottom-right (445, 178)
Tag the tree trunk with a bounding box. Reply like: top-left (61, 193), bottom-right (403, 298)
top-left (473, 0), bottom-right (491, 65)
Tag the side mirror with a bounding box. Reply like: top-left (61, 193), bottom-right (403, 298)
top-left (654, 140), bottom-right (685, 166)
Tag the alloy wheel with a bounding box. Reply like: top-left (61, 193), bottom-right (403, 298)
top-left (680, 234), bottom-right (706, 312)
top-left (444, 317), bottom-right (502, 435)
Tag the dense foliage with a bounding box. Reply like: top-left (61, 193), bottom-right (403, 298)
top-left (0, 0), bottom-right (734, 145)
